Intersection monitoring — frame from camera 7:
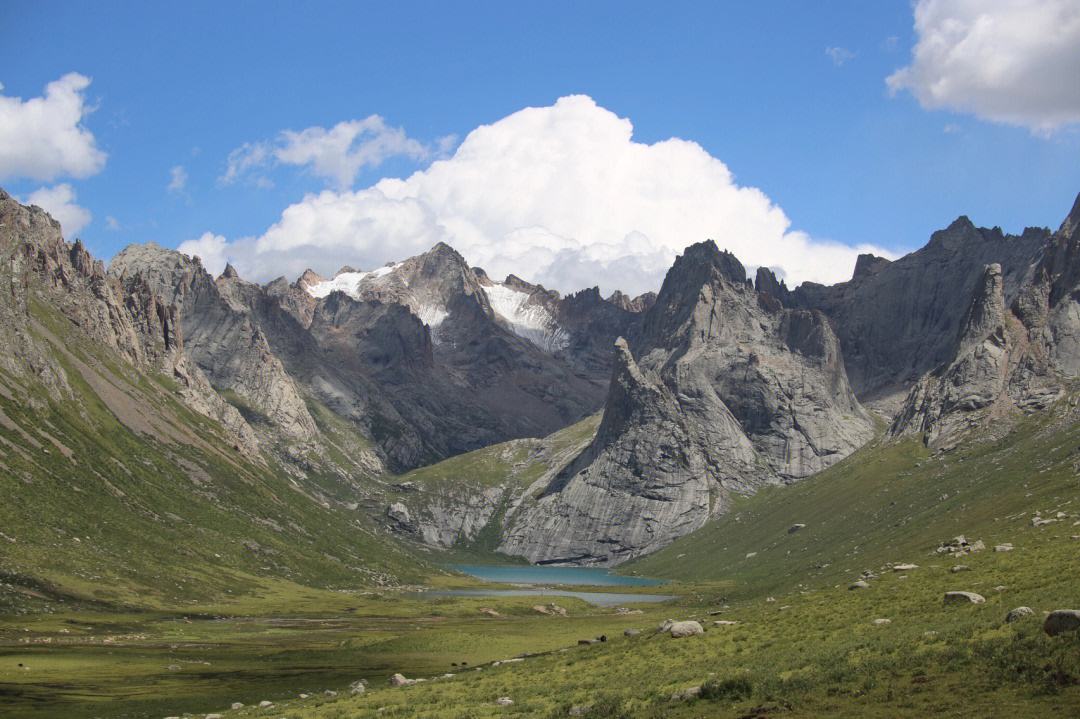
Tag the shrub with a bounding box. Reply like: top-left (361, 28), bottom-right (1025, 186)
top-left (701, 676), bottom-right (754, 702)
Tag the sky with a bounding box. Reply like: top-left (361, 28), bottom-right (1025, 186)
top-left (2, 0), bottom-right (1079, 296)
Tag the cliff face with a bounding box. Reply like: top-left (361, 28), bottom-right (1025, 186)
top-left (498, 241), bottom-right (874, 565)
top-left (791, 218), bottom-right (1050, 410)
top-left (890, 194), bottom-right (1080, 449)
top-left (0, 190), bottom-right (261, 457)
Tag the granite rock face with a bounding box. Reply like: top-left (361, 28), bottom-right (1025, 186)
top-left (0, 190), bottom-right (260, 456)
top-left (110, 244), bottom-right (319, 443)
top-left (791, 218), bottom-right (1050, 410)
top-left (891, 193), bottom-right (1080, 447)
top-left (499, 241), bottom-right (874, 565)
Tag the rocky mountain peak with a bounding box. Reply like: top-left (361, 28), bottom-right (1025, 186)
top-left (220, 263), bottom-right (240, 280)
top-left (606, 290), bottom-right (655, 313)
top-left (297, 269), bottom-right (324, 289)
top-left (677, 240), bottom-right (747, 285)
top-left (957, 263), bottom-right (1005, 352)
top-left (852, 253), bottom-right (891, 280)
top-left (1060, 191), bottom-right (1080, 241)
top-left (754, 266), bottom-right (790, 303)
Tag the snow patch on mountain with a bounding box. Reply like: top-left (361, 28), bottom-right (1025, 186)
top-left (305, 264), bottom-right (398, 298)
top-left (485, 283), bottom-right (569, 352)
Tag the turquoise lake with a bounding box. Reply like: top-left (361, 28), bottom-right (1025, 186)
top-left (417, 564), bottom-right (676, 606)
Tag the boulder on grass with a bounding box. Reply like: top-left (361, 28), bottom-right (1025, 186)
top-left (1005, 607), bottom-right (1034, 623)
top-left (944, 591), bottom-right (985, 605)
top-left (1044, 610), bottom-right (1080, 636)
top-left (669, 620), bottom-right (704, 638)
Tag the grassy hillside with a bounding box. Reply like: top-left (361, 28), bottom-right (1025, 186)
top-left (0, 296), bottom-right (429, 615)
top-left (627, 397), bottom-right (1080, 596)
top-left (379, 414), bottom-right (600, 558)
top-left (392, 413), bottom-right (600, 491)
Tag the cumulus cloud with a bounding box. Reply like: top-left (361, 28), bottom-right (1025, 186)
top-left (24, 184), bottom-right (92, 238)
top-left (195, 96), bottom-right (892, 296)
top-left (220, 116), bottom-right (429, 189)
top-left (167, 165), bottom-right (188, 193)
top-left (0, 73), bottom-right (107, 182)
top-left (177, 232), bottom-right (229, 275)
top-left (888, 0), bottom-right (1080, 133)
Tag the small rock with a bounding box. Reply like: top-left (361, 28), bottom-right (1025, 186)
top-left (765, 596), bottom-right (776, 602)
top-left (323, 690), bottom-right (337, 697)
top-left (994, 543), bottom-right (1013, 552)
top-left (299, 693), bottom-right (309, 699)
top-left (479, 607), bottom-right (500, 617)
top-left (569, 706), bottom-right (590, 716)
top-left (669, 620), bottom-right (704, 638)
top-left (624, 628), bottom-right (640, 637)
top-left (872, 618), bottom-right (891, 626)
top-left (231, 703), bottom-right (244, 710)
top-left (495, 696), bottom-right (514, 706)
top-left (849, 580), bottom-right (870, 590)
top-left (745, 552), bottom-right (757, 558)
top-left (944, 591), bottom-right (985, 605)
top-left (206, 714), bottom-right (223, 719)
top-left (788, 523), bottom-right (806, 534)
top-left (1044, 609), bottom-right (1080, 636)
top-left (892, 563), bottom-right (919, 571)
top-left (1005, 606), bottom-right (1035, 623)
top-left (950, 565), bottom-right (970, 573)
top-left (670, 686), bottom-right (702, 701)
top-left (713, 620), bottom-right (739, 626)
top-left (578, 638), bottom-right (598, 645)
top-left (389, 673), bottom-right (415, 686)
top-left (257, 701), bottom-right (273, 709)
top-left (993, 585), bottom-right (1007, 592)
top-left (349, 679), bottom-right (366, 694)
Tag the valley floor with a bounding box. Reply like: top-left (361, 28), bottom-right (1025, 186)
top-left (4, 403), bottom-right (1080, 718)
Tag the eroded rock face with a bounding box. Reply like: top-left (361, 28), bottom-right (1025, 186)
top-left (499, 241), bottom-right (873, 565)
top-left (110, 244), bottom-right (319, 442)
top-left (891, 194), bottom-right (1080, 448)
top-left (791, 217), bottom-right (1050, 409)
top-left (0, 191), bottom-right (260, 456)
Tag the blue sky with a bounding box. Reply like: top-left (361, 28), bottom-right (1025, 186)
top-left (2, 1), bottom-right (1079, 295)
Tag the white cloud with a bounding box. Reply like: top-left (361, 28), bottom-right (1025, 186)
top-left (24, 184), bottom-right (92, 238)
top-left (177, 232), bottom-right (229, 276)
top-left (220, 141), bottom-right (272, 186)
top-left (825, 47), bottom-right (855, 66)
top-left (196, 96), bottom-right (892, 296)
top-left (220, 116), bottom-right (428, 190)
top-left (887, 0), bottom-right (1080, 133)
top-left (0, 73), bottom-right (107, 182)
top-left (167, 165), bottom-right (188, 193)
top-left (105, 215), bottom-right (121, 230)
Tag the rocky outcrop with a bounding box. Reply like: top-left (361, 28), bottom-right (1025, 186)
top-left (0, 190), bottom-right (260, 456)
top-left (499, 241), bottom-right (874, 565)
top-left (890, 194), bottom-right (1080, 448)
top-left (110, 244), bottom-right (319, 443)
top-left (791, 218), bottom-right (1050, 410)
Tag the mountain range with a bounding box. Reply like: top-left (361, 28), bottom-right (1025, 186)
top-left (2, 186), bottom-right (1079, 601)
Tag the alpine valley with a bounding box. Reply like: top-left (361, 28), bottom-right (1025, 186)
top-left (2, 188), bottom-right (1080, 718)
